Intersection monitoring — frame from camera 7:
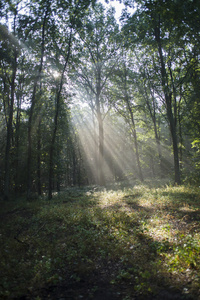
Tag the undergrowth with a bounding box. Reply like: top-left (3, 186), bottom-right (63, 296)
top-left (0, 180), bottom-right (200, 299)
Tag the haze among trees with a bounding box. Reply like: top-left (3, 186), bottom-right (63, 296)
top-left (1, 1), bottom-right (200, 299)
top-left (0, 0), bottom-right (200, 200)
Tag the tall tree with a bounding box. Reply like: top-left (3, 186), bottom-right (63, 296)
top-left (110, 51), bottom-right (144, 181)
top-left (0, 2), bottom-right (20, 200)
top-left (121, 0), bottom-right (200, 184)
top-left (25, 0), bottom-right (51, 199)
top-left (48, 0), bottom-right (96, 199)
top-left (74, 3), bottom-right (119, 185)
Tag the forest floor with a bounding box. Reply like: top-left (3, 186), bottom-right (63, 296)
top-left (0, 179), bottom-right (200, 300)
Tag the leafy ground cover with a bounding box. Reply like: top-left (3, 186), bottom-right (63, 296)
top-left (0, 180), bottom-right (200, 299)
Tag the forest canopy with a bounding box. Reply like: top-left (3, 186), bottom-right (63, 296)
top-left (0, 0), bottom-right (200, 200)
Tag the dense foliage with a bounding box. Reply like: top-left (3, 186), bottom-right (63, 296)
top-left (0, 0), bottom-right (199, 197)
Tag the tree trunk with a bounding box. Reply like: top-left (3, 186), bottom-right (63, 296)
top-left (15, 84), bottom-right (22, 194)
top-left (154, 18), bottom-right (181, 184)
top-left (37, 118), bottom-right (42, 196)
top-left (48, 97), bottom-right (59, 199)
top-left (96, 93), bottom-right (105, 186)
top-left (91, 104), bottom-right (98, 184)
top-left (123, 62), bottom-right (143, 182)
top-left (167, 99), bottom-right (181, 184)
top-left (4, 64), bottom-right (16, 200)
top-left (48, 29), bottom-right (72, 200)
top-left (129, 113), bottom-right (144, 182)
top-left (4, 16), bottom-right (17, 200)
top-left (27, 7), bottom-right (48, 200)
top-left (178, 99), bottom-right (183, 170)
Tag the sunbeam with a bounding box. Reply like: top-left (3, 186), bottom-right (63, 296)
top-left (71, 99), bottom-right (176, 187)
top-left (71, 103), bottom-right (144, 185)
top-left (72, 109), bottom-right (99, 184)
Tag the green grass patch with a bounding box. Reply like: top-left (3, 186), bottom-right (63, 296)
top-left (0, 181), bottom-right (200, 299)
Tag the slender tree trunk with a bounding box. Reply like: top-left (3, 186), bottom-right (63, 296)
top-left (151, 96), bottom-right (162, 166)
top-left (72, 148), bottom-right (77, 186)
top-left (48, 94), bottom-right (59, 199)
top-left (93, 61), bottom-right (105, 186)
top-left (143, 72), bottom-right (164, 174)
top-left (91, 105), bottom-right (98, 184)
top-left (48, 30), bottom-right (72, 200)
top-left (4, 63), bottom-right (16, 200)
top-left (15, 89), bottom-right (22, 194)
top-left (96, 93), bottom-right (105, 186)
top-left (27, 84), bottom-right (37, 199)
top-left (147, 94), bottom-right (163, 173)
top-left (152, 113), bottom-right (166, 174)
top-left (153, 119), bottom-right (161, 158)
top-left (37, 118), bottom-right (42, 196)
top-left (178, 102), bottom-right (183, 170)
top-left (27, 7), bottom-right (48, 199)
top-left (154, 18), bottom-right (181, 184)
top-left (4, 16), bottom-right (17, 200)
top-left (129, 108), bottom-right (144, 182)
top-left (123, 62), bottom-right (143, 182)
top-left (167, 100), bottom-right (181, 184)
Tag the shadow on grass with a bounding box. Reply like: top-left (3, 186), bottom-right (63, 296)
top-left (28, 211), bottom-right (195, 299)
top-left (161, 191), bottom-right (199, 205)
top-left (33, 194), bottom-right (198, 299)
top-left (161, 190), bottom-right (200, 224)
top-left (0, 184), bottom-right (199, 300)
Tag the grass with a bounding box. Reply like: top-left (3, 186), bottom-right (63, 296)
top-left (0, 179), bottom-right (200, 299)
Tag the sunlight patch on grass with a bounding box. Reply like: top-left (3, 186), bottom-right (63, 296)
top-left (179, 206), bottom-right (198, 212)
top-left (95, 189), bottom-right (127, 208)
top-left (1, 182), bottom-right (200, 299)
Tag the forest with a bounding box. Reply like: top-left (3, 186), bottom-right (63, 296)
top-left (0, 0), bottom-right (200, 299)
top-left (0, 0), bottom-right (199, 199)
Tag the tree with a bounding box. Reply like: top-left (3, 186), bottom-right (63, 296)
top-left (0, 2), bottom-right (21, 199)
top-left (121, 0), bottom-right (200, 184)
top-left (48, 0), bottom-right (96, 199)
top-left (26, 0), bottom-right (50, 199)
top-left (110, 51), bottom-right (144, 181)
top-left (74, 3), bottom-right (120, 185)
